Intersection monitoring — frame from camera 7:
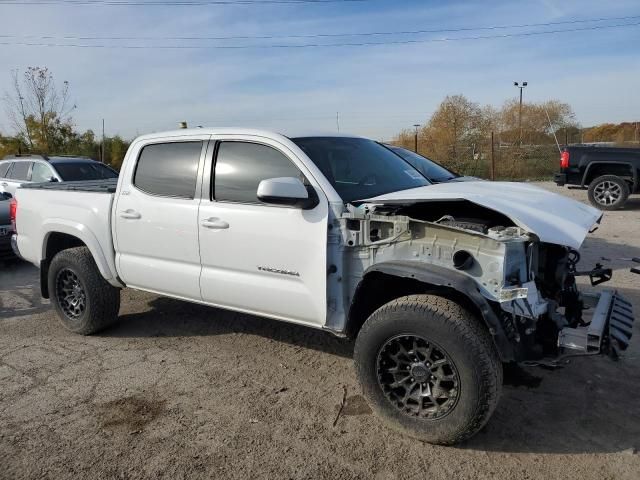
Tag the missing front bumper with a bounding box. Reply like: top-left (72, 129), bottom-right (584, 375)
top-left (558, 290), bottom-right (634, 356)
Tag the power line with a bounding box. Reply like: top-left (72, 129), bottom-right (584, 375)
top-left (0, 0), bottom-right (369, 4)
top-left (1, 14), bottom-right (638, 41)
top-left (0, 21), bottom-right (638, 49)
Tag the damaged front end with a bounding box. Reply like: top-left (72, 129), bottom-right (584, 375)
top-left (340, 199), bottom-right (634, 363)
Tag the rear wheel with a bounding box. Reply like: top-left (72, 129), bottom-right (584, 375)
top-left (354, 295), bottom-right (502, 445)
top-left (48, 247), bottom-right (120, 334)
top-left (588, 175), bottom-right (630, 210)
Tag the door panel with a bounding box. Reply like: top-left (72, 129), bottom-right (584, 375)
top-left (116, 195), bottom-right (202, 298)
top-left (114, 138), bottom-right (208, 299)
top-left (199, 201), bottom-right (328, 325)
top-left (198, 137), bottom-right (328, 326)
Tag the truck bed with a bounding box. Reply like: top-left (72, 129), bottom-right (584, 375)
top-left (15, 182), bottom-right (119, 283)
top-left (20, 179), bottom-right (118, 193)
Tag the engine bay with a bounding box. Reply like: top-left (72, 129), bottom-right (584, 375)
top-left (340, 200), bottom-right (617, 361)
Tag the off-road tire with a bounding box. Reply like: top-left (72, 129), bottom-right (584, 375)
top-left (48, 247), bottom-right (120, 334)
top-left (354, 294), bottom-right (502, 445)
top-left (587, 175), bottom-right (630, 210)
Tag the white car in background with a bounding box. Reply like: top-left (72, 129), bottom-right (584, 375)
top-left (0, 154), bottom-right (118, 196)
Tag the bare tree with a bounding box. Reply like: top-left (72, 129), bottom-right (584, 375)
top-left (3, 67), bottom-right (75, 153)
top-left (421, 95), bottom-right (487, 172)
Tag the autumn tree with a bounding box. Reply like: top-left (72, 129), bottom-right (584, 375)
top-left (0, 133), bottom-right (24, 159)
top-left (108, 137), bottom-right (128, 169)
top-left (3, 67), bottom-right (76, 153)
top-left (583, 122), bottom-right (640, 144)
top-left (498, 99), bottom-right (578, 145)
top-left (420, 95), bottom-right (490, 172)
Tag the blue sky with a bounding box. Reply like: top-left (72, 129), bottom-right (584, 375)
top-left (0, 0), bottom-right (638, 140)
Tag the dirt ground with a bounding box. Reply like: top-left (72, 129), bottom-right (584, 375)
top-left (1, 182), bottom-right (639, 480)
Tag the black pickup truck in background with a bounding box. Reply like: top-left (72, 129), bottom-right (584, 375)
top-left (555, 145), bottom-right (640, 210)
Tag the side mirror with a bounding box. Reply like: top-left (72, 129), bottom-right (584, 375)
top-left (257, 177), bottom-right (318, 209)
top-left (49, 176), bottom-right (59, 182)
top-left (0, 192), bottom-right (11, 200)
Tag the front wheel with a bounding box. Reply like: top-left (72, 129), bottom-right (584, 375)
top-left (587, 175), bottom-right (630, 210)
top-left (354, 295), bottom-right (502, 445)
top-left (48, 247), bottom-right (120, 334)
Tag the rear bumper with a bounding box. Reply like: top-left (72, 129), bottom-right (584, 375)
top-left (558, 290), bottom-right (634, 356)
top-left (554, 173), bottom-right (567, 186)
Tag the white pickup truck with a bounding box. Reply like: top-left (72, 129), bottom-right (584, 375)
top-left (11, 128), bottom-right (634, 445)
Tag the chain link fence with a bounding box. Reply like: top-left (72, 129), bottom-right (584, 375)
top-left (468, 143), bottom-right (560, 180)
top-left (411, 138), bottom-right (561, 181)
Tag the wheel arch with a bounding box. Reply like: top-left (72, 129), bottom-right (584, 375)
top-left (345, 261), bottom-right (515, 362)
top-left (582, 162), bottom-right (637, 188)
top-left (40, 221), bottom-right (121, 297)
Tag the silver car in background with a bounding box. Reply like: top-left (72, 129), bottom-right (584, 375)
top-left (383, 144), bottom-right (480, 183)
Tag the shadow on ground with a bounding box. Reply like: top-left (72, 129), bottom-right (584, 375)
top-left (109, 291), bottom-right (639, 455)
top-left (1, 242), bottom-right (639, 455)
top-left (614, 196), bottom-right (640, 211)
top-left (465, 355), bottom-right (640, 453)
top-left (110, 295), bottom-right (355, 359)
top-left (0, 260), bottom-right (49, 319)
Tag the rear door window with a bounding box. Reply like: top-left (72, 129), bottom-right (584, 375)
top-left (7, 162), bottom-right (32, 181)
top-left (133, 141), bottom-right (203, 199)
top-left (31, 162), bottom-right (55, 182)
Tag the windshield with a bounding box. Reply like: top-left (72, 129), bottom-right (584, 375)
top-left (54, 162), bottom-right (118, 181)
top-left (386, 146), bottom-right (457, 182)
top-left (291, 137), bottom-right (429, 203)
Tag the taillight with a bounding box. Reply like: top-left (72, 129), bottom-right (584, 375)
top-left (560, 150), bottom-right (570, 169)
top-left (9, 198), bottom-right (17, 231)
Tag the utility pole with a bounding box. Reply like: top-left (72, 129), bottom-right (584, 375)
top-left (413, 124), bottom-right (420, 153)
top-left (514, 81), bottom-right (527, 146)
top-left (336, 112), bottom-right (340, 132)
top-left (490, 131), bottom-right (495, 181)
top-left (101, 119), bottom-right (105, 163)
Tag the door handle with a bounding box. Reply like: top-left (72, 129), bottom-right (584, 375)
top-left (1, 182), bottom-right (7, 187)
top-left (120, 209), bottom-right (141, 220)
top-left (201, 217), bottom-right (229, 229)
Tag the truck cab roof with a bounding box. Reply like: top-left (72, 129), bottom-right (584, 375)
top-left (132, 127), bottom-right (365, 143)
top-left (47, 156), bottom-right (97, 164)
top-left (2, 154), bottom-right (98, 163)
top-left (563, 144), bottom-right (640, 154)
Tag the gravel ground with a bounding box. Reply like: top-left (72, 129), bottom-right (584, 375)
top-left (1, 182), bottom-right (639, 480)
